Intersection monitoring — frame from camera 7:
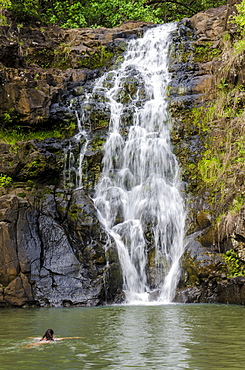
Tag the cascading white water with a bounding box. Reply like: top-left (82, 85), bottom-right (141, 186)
top-left (90, 23), bottom-right (186, 304)
top-left (67, 23), bottom-right (186, 303)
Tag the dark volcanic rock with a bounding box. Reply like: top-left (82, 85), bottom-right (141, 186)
top-left (0, 21), bottom-right (152, 126)
top-left (0, 191), bottom-right (123, 307)
top-left (1, 3), bottom-right (245, 307)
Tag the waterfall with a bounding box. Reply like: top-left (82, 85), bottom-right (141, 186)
top-left (76, 23), bottom-right (186, 303)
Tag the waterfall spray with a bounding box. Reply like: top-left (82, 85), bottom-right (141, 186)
top-left (74, 23), bottom-right (186, 303)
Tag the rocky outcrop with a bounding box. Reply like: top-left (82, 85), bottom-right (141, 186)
top-left (0, 21), bottom-right (150, 307)
top-left (169, 5), bottom-right (229, 110)
top-left (1, 3), bottom-right (245, 307)
top-left (190, 5), bottom-right (228, 40)
top-left (175, 277), bottom-right (245, 305)
top-left (171, 3), bottom-right (245, 304)
top-left (0, 21), bottom-right (151, 126)
top-left (0, 138), bottom-right (63, 183)
top-left (0, 190), bottom-right (123, 307)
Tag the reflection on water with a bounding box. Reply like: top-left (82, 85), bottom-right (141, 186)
top-left (0, 304), bottom-right (245, 369)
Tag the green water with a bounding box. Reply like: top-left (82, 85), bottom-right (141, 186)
top-left (0, 304), bottom-right (245, 369)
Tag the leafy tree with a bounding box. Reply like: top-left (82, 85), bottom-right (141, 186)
top-left (3, 0), bottom-right (227, 28)
top-left (42, 0), bottom-right (161, 28)
top-left (45, 1), bottom-right (87, 28)
top-left (84, 0), bottom-right (161, 28)
top-left (0, 0), bottom-right (11, 7)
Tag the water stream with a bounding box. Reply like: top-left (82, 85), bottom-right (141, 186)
top-left (74, 23), bottom-right (186, 303)
top-left (1, 305), bottom-right (245, 370)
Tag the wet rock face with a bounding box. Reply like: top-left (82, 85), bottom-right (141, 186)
top-left (169, 5), bottom-right (229, 110)
top-left (0, 67), bottom-right (100, 125)
top-left (0, 21), bottom-right (152, 126)
top-left (169, 4), bottom-right (245, 304)
top-left (1, 4), bottom-right (245, 307)
top-left (0, 191), bottom-right (123, 307)
top-left (0, 20), bottom-right (158, 307)
top-left (175, 277), bottom-right (245, 305)
top-left (0, 195), bottom-right (40, 306)
top-left (0, 138), bottom-right (63, 185)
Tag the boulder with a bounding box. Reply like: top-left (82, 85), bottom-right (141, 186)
top-left (190, 5), bottom-right (228, 41)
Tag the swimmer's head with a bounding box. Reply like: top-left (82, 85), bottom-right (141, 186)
top-left (42, 329), bottom-right (54, 341)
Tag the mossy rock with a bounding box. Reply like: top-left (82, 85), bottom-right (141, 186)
top-left (105, 244), bottom-right (120, 264)
top-left (196, 210), bottom-right (212, 230)
top-left (25, 47), bottom-right (55, 69)
top-left (194, 43), bottom-right (221, 63)
top-left (196, 227), bottom-right (216, 249)
top-left (105, 261), bottom-right (123, 301)
top-left (78, 47), bottom-right (114, 69)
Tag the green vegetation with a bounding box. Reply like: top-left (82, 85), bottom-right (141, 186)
top-left (234, 0), bottom-right (245, 32)
top-left (0, 121), bottom-right (76, 144)
top-left (78, 47), bottom-right (114, 69)
top-left (0, 0), bottom-right (11, 25)
top-left (0, 173), bottom-right (13, 187)
top-left (0, 127), bottom-right (62, 144)
top-left (194, 43), bottom-right (221, 63)
top-left (174, 5), bottom-right (245, 253)
top-left (184, 74), bottom-right (245, 212)
top-left (3, 112), bottom-right (13, 123)
top-left (223, 249), bottom-right (245, 277)
top-left (23, 158), bottom-right (46, 177)
top-left (3, 0), bottom-right (226, 28)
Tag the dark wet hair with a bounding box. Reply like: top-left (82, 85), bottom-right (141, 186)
top-left (41, 329), bottom-right (54, 341)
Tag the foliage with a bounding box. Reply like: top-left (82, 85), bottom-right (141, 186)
top-left (144, 0), bottom-right (226, 23)
top-left (4, 0), bottom-right (226, 28)
top-left (7, 0), bottom-right (161, 27)
top-left (45, 1), bottom-right (87, 28)
top-left (219, 33), bottom-right (245, 83)
top-left (0, 0), bottom-right (11, 25)
top-left (0, 173), bottom-right (13, 187)
top-left (234, 0), bottom-right (245, 32)
top-left (0, 127), bottom-right (63, 144)
top-left (223, 249), bottom-right (245, 277)
top-left (0, 119), bottom-right (77, 144)
top-left (185, 81), bottom-right (245, 208)
top-left (194, 43), bottom-right (221, 63)
top-left (0, 0), bottom-right (11, 6)
top-left (3, 112), bottom-right (13, 123)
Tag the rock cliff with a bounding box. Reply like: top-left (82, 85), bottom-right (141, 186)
top-left (0, 21), bottom-right (150, 306)
top-left (1, 2), bottom-right (245, 307)
top-left (171, 1), bottom-right (245, 304)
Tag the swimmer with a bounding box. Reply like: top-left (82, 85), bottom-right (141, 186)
top-left (24, 329), bottom-right (82, 348)
top-left (40, 328), bottom-right (54, 341)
